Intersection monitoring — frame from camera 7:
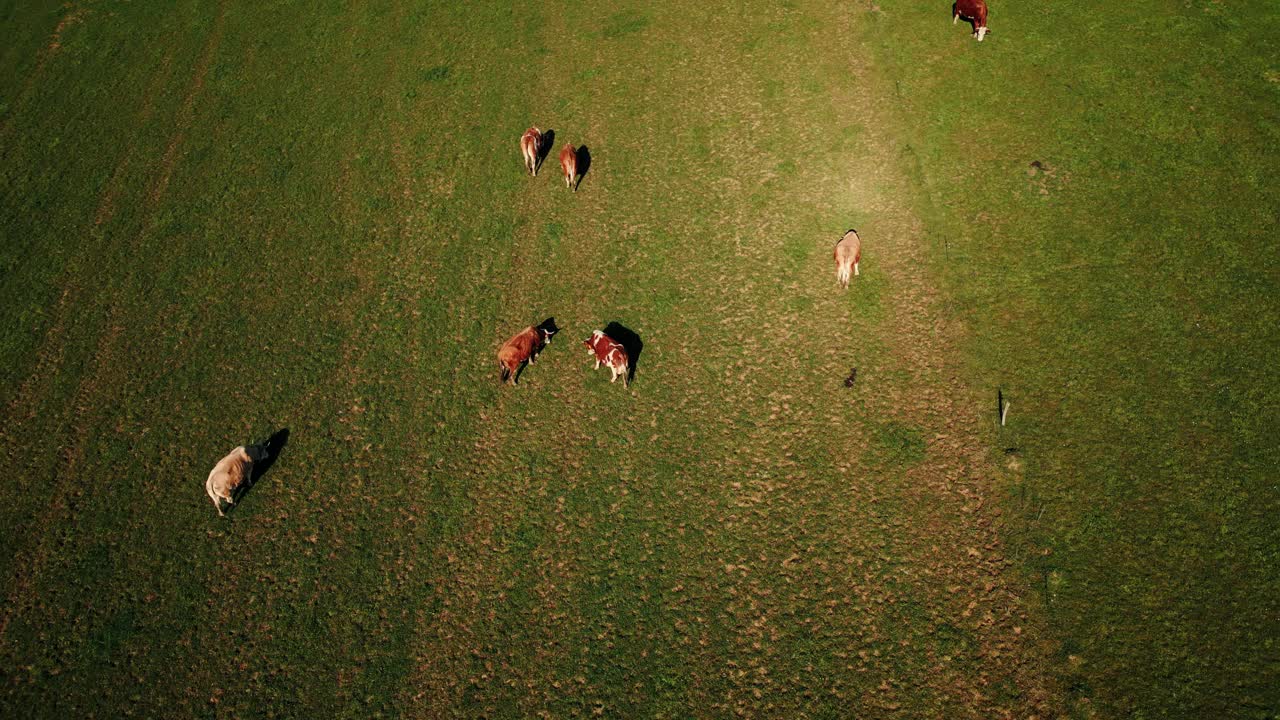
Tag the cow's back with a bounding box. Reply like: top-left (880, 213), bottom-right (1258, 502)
top-left (209, 447), bottom-right (251, 492)
top-left (835, 230), bottom-right (861, 263)
top-left (955, 0), bottom-right (987, 22)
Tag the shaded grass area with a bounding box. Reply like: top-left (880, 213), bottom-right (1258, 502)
top-left (862, 1), bottom-right (1280, 717)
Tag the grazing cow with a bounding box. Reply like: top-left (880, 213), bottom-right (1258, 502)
top-left (520, 126), bottom-right (542, 176)
top-left (206, 445), bottom-right (268, 516)
top-left (953, 0), bottom-right (989, 41)
top-left (498, 317), bottom-right (559, 385)
top-left (559, 143), bottom-right (578, 191)
top-left (834, 229), bottom-right (862, 289)
top-left (584, 329), bottom-right (630, 387)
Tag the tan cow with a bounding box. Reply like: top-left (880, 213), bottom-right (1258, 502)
top-left (498, 317), bottom-right (559, 385)
top-left (205, 445), bottom-right (268, 516)
top-left (559, 143), bottom-right (579, 191)
top-left (834, 229), bottom-right (862, 289)
top-left (520, 126), bottom-right (542, 175)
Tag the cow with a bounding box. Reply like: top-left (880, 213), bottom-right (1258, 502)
top-left (206, 444), bottom-right (269, 516)
top-left (834, 229), bottom-right (862, 289)
top-left (498, 317), bottom-right (559, 385)
top-left (520, 126), bottom-right (542, 176)
top-left (584, 329), bottom-right (629, 387)
top-left (953, 0), bottom-right (989, 41)
top-left (559, 143), bottom-right (578, 191)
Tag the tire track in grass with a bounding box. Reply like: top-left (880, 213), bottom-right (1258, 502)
top-left (149, 5), bottom-right (488, 713)
top-left (651, 4), bottom-right (1059, 712)
top-left (798, 2), bottom-right (1060, 714)
top-left (146, 0), bottom-right (226, 209)
top-left (400, 8), bottom-right (640, 713)
top-left (0, 42), bottom-right (176, 468)
top-left (0, 4), bottom-right (228, 650)
top-left (0, 2), bottom-right (90, 146)
top-left (169, 73), bottom-right (387, 720)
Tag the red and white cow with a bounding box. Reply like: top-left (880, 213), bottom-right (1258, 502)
top-left (584, 329), bottom-right (629, 387)
top-left (520, 126), bottom-right (542, 176)
top-left (953, 0), bottom-right (989, 41)
top-left (834, 229), bottom-right (862, 289)
top-left (560, 143), bottom-right (579, 191)
top-left (498, 317), bottom-right (559, 385)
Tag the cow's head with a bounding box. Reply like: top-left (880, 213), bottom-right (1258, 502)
top-left (584, 330), bottom-right (603, 354)
top-left (975, 25), bottom-right (988, 41)
top-left (538, 317), bottom-right (559, 343)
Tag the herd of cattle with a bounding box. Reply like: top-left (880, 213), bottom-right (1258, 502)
top-left (203, 0), bottom-right (990, 516)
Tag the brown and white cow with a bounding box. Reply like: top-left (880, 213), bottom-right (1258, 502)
top-left (953, 0), bottom-right (989, 41)
top-left (520, 126), bottom-right (542, 176)
top-left (206, 444), bottom-right (268, 516)
top-left (584, 329), bottom-right (629, 387)
top-left (498, 317), bottom-right (559, 385)
top-left (834, 229), bottom-right (862, 289)
top-left (559, 143), bottom-right (578, 191)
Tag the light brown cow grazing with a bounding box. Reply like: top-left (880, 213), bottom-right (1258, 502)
top-left (520, 126), bottom-right (542, 175)
top-left (559, 143), bottom-right (578, 191)
top-left (584, 329), bottom-right (629, 387)
top-left (953, 0), bottom-right (989, 41)
top-left (498, 317), bottom-right (559, 385)
top-left (205, 445), bottom-right (268, 516)
top-left (834, 229), bottom-right (862, 289)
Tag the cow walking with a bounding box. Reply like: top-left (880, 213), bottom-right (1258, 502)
top-left (584, 329), bottom-right (630, 387)
top-left (520, 127), bottom-right (543, 175)
top-left (834, 229), bottom-right (862, 289)
top-left (560, 144), bottom-right (579, 191)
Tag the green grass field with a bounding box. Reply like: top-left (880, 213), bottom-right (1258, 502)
top-left (1, 1), bottom-right (1276, 717)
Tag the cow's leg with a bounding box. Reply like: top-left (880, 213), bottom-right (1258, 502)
top-left (854, 261), bottom-right (860, 276)
top-left (594, 359), bottom-right (600, 369)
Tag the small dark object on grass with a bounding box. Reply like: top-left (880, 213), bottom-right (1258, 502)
top-left (1004, 446), bottom-right (1020, 455)
top-left (844, 367), bottom-right (857, 387)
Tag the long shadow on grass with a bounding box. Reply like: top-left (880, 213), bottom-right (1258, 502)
top-left (604, 321), bottom-right (642, 386)
top-left (576, 145), bottom-right (591, 190)
top-left (242, 428), bottom-right (289, 503)
top-left (536, 129), bottom-right (555, 175)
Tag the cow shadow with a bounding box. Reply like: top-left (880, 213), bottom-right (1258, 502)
top-left (242, 427), bottom-right (289, 502)
top-left (536, 129), bottom-right (555, 174)
top-left (604, 321), bottom-right (642, 385)
top-left (576, 145), bottom-right (592, 190)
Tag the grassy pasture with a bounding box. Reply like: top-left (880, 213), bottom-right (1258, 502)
top-left (862, 1), bottom-right (1280, 717)
top-left (0, 1), bottom-right (1275, 718)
